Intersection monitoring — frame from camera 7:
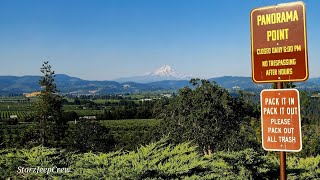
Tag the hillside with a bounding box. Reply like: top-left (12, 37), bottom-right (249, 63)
top-left (0, 74), bottom-right (320, 95)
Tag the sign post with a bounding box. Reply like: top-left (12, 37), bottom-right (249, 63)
top-left (278, 83), bottom-right (286, 180)
top-left (251, 2), bottom-right (308, 179)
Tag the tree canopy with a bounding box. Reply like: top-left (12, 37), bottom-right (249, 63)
top-left (160, 79), bottom-right (259, 154)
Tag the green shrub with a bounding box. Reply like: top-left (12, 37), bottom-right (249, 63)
top-left (287, 155), bottom-right (320, 179)
top-left (1, 139), bottom-right (319, 179)
top-left (0, 146), bottom-right (70, 179)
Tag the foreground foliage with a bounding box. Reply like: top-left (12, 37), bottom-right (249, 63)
top-left (1, 138), bottom-right (319, 179)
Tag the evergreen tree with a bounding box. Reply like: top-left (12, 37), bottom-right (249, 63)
top-left (34, 61), bottom-right (67, 146)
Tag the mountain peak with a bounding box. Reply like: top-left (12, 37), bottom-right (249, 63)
top-left (152, 65), bottom-right (178, 77)
top-left (114, 65), bottom-right (191, 83)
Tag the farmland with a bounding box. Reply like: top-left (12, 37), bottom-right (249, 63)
top-left (0, 94), bottom-right (164, 151)
top-left (0, 111), bottom-right (31, 119)
top-left (0, 93), bottom-right (165, 120)
top-left (0, 97), bottom-right (35, 120)
top-left (1, 118), bottom-right (161, 151)
top-left (100, 118), bottom-right (160, 129)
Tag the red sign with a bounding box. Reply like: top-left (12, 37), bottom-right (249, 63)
top-left (260, 89), bottom-right (302, 152)
top-left (251, 2), bottom-right (308, 83)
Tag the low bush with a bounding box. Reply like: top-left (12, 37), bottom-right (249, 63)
top-left (1, 138), bottom-right (319, 179)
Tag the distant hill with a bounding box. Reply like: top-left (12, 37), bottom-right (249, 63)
top-left (0, 74), bottom-right (190, 95)
top-left (0, 75), bottom-right (40, 95)
top-left (209, 76), bottom-right (267, 90)
top-left (0, 74), bottom-right (319, 95)
top-left (307, 77), bottom-right (320, 85)
top-left (209, 76), bottom-right (320, 91)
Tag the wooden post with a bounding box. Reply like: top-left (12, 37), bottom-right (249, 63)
top-left (277, 82), bottom-right (286, 180)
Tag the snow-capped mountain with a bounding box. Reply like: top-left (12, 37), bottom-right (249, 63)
top-left (150, 65), bottom-right (188, 78)
top-left (115, 65), bottom-right (191, 83)
top-left (151, 65), bottom-right (179, 77)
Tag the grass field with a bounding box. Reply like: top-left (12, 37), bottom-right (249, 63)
top-left (93, 99), bottom-right (121, 104)
top-left (71, 109), bottom-right (105, 116)
top-left (99, 119), bottom-right (160, 129)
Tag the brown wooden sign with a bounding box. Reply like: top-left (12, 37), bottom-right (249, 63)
top-left (260, 89), bottom-right (302, 152)
top-left (251, 2), bottom-right (308, 83)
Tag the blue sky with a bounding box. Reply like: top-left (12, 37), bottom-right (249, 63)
top-left (0, 0), bottom-right (319, 80)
